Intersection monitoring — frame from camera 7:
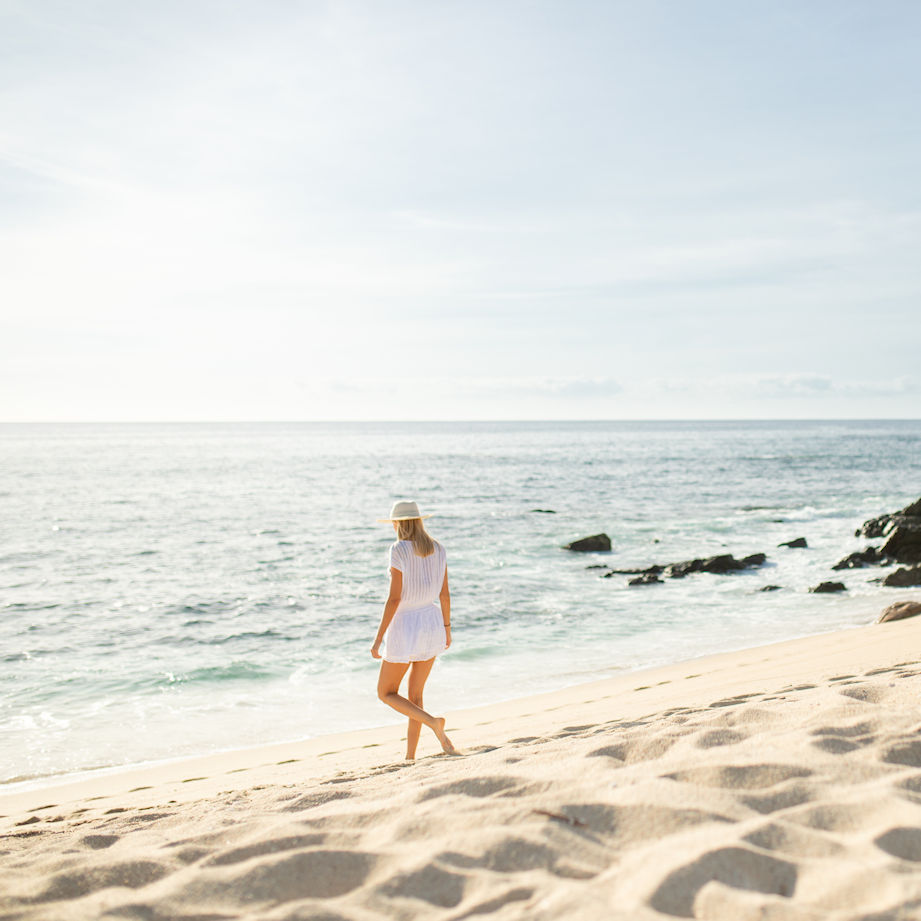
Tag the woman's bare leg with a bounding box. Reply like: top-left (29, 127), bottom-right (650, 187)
top-left (406, 658), bottom-right (436, 759)
top-left (377, 660), bottom-right (456, 755)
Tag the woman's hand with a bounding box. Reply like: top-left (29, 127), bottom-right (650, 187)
top-left (371, 641), bottom-right (382, 659)
top-left (444, 625), bottom-right (451, 649)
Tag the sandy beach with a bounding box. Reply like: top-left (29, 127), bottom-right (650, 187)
top-left (4, 610), bottom-right (921, 920)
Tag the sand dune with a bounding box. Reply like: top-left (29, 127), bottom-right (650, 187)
top-left (4, 616), bottom-right (921, 920)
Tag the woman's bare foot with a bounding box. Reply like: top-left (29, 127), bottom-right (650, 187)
top-left (433, 717), bottom-right (458, 755)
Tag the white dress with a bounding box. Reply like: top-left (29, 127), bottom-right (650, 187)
top-left (383, 539), bottom-right (448, 663)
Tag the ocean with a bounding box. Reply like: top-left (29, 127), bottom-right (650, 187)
top-left (2, 420), bottom-right (919, 789)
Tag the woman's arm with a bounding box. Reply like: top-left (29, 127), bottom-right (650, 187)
top-left (440, 566), bottom-right (451, 649)
top-left (371, 568), bottom-right (402, 658)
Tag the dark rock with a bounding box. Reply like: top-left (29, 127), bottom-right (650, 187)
top-left (741, 553), bottom-right (767, 568)
top-left (778, 537), bottom-right (808, 549)
top-left (666, 559), bottom-right (702, 578)
top-left (859, 515), bottom-right (893, 539)
top-left (832, 547), bottom-right (884, 570)
top-left (705, 554), bottom-right (741, 573)
top-left (810, 581), bottom-right (847, 593)
top-left (881, 526), bottom-right (921, 565)
top-left (603, 554), bottom-right (766, 583)
top-left (882, 566), bottom-right (921, 588)
top-left (858, 496), bottom-right (921, 541)
top-left (628, 572), bottom-right (663, 586)
top-left (878, 601), bottom-right (921, 624)
top-left (586, 564), bottom-right (610, 569)
top-left (604, 565), bottom-right (664, 576)
top-left (564, 533), bottom-right (611, 552)
top-left (759, 585), bottom-right (782, 592)
top-left (532, 509), bottom-right (556, 514)
top-left (666, 553), bottom-right (767, 578)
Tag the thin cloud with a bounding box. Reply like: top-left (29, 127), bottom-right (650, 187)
top-left (304, 376), bottom-right (623, 401)
top-left (641, 374), bottom-right (917, 400)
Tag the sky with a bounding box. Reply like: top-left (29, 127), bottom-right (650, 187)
top-left (2, 0), bottom-right (920, 421)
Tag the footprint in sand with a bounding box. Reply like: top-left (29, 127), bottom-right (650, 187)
top-left (883, 739), bottom-right (921, 768)
top-left (695, 729), bottom-right (748, 749)
top-left (181, 849), bottom-right (378, 904)
top-left (587, 735), bottom-right (677, 765)
top-left (439, 837), bottom-right (598, 879)
top-left (452, 886), bottom-right (533, 919)
top-left (377, 863), bottom-right (469, 908)
top-left (14, 815), bottom-right (41, 826)
top-left (467, 744), bottom-right (500, 754)
top-left (786, 801), bottom-right (886, 833)
top-left (280, 789), bottom-right (353, 812)
top-left (810, 721), bottom-right (876, 738)
top-left (171, 845), bottom-right (213, 864)
top-left (875, 827), bottom-right (921, 862)
top-left (205, 833), bottom-right (327, 867)
top-left (117, 812), bottom-right (175, 827)
top-left (811, 737), bottom-right (862, 754)
top-left (666, 766), bottom-right (815, 814)
top-left (81, 834), bottom-right (120, 850)
top-left (743, 820), bottom-right (845, 858)
top-left (809, 718), bottom-right (879, 754)
top-left (666, 764), bottom-right (812, 790)
top-left (555, 802), bottom-right (729, 845)
top-left (896, 774), bottom-right (921, 798)
top-left (35, 860), bottom-right (173, 901)
top-left (648, 846), bottom-right (797, 917)
top-left (418, 775), bottom-right (527, 802)
top-left (839, 685), bottom-right (893, 704)
top-left (742, 784), bottom-right (816, 815)
top-left (553, 724), bottom-right (595, 738)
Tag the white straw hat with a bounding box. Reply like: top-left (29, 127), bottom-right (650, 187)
top-left (377, 500), bottom-right (431, 522)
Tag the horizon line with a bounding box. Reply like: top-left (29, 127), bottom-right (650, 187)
top-left (2, 417), bottom-right (920, 426)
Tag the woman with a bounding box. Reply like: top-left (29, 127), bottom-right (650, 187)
top-left (371, 500), bottom-right (457, 759)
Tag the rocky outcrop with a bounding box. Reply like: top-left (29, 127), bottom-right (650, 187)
top-left (878, 600), bottom-right (921, 623)
top-left (778, 538), bottom-right (808, 549)
top-left (880, 527), bottom-right (921, 565)
top-left (666, 553), bottom-right (766, 578)
top-left (837, 496), bottom-right (921, 571)
top-left (617, 553), bottom-right (767, 585)
top-left (810, 581), bottom-right (847, 593)
top-left (628, 572), bottom-right (663, 586)
top-left (882, 566), bottom-right (921, 588)
top-left (564, 533), bottom-right (611, 552)
top-left (857, 499), bottom-right (921, 563)
top-left (832, 547), bottom-right (885, 570)
top-left (862, 496), bottom-right (921, 534)
top-left (759, 585), bottom-right (782, 592)
top-left (604, 565), bottom-right (664, 576)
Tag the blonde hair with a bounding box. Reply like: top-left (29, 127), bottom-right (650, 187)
top-left (396, 517), bottom-right (436, 557)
